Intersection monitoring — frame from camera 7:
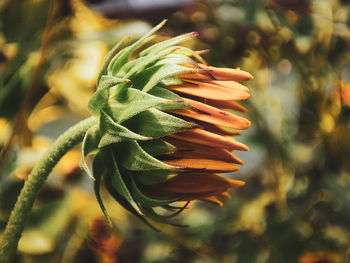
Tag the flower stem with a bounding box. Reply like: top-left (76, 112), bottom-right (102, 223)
top-left (0, 116), bottom-right (97, 263)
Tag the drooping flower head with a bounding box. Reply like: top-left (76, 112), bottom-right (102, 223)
top-left (82, 20), bottom-right (253, 228)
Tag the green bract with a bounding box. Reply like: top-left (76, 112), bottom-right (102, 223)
top-left (81, 20), bottom-right (200, 228)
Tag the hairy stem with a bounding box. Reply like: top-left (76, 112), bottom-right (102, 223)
top-left (0, 116), bottom-right (97, 263)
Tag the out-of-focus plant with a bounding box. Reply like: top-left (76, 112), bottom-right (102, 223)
top-left (157, 0), bottom-right (350, 262)
top-left (0, 0), bottom-right (151, 261)
top-left (0, 19), bottom-right (253, 262)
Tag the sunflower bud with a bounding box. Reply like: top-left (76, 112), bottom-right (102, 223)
top-left (81, 20), bottom-right (253, 228)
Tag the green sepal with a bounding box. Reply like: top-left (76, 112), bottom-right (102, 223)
top-left (134, 63), bottom-right (196, 92)
top-left (149, 86), bottom-right (183, 101)
top-left (132, 170), bottom-right (177, 185)
top-left (138, 139), bottom-right (176, 156)
top-left (160, 76), bottom-right (184, 86)
top-left (101, 156), bottom-right (159, 231)
top-left (105, 149), bottom-right (143, 215)
top-left (137, 202), bottom-right (190, 226)
top-left (114, 140), bottom-right (174, 171)
top-left (117, 46), bottom-right (179, 79)
top-left (81, 125), bottom-right (100, 180)
top-left (99, 110), bottom-right (150, 148)
top-left (97, 37), bottom-right (128, 85)
top-left (138, 32), bottom-right (197, 57)
top-left (92, 153), bottom-right (111, 223)
top-left (98, 75), bottom-right (130, 90)
top-left (173, 46), bottom-right (207, 64)
top-left (89, 76), bottom-right (130, 116)
top-left (123, 108), bottom-right (197, 138)
top-left (106, 86), bottom-right (181, 123)
top-left (107, 20), bottom-right (166, 75)
top-left (130, 177), bottom-right (179, 207)
top-left (153, 53), bottom-right (197, 68)
top-left (148, 86), bottom-right (189, 111)
top-left (88, 88), bottom-right (108, 117)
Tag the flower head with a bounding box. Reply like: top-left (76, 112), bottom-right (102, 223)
top-left (82, 20), bottom-right (253, 228)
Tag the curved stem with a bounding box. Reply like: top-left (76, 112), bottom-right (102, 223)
top-left (0, 116), bottom-right (98, 263)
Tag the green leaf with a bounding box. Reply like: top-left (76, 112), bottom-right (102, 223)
top-left (101, 155), bottom-right (159, 231)
top-left (149, 86), bottom-right (183, 100)
top-left (105, 149), bottom-right (142, 215)
top-left (160, 76), bottom-right (184, 86)
top-left (81, 126), bottom-right (100, 180)
top-left (173, 46), bottom-right (207, 64)
top-left (153, 53), bottom-right (197, 67)
top-left (130, 177), bottom-right (178, 207)
top-left (106, 86), bottom-right (180, 123)
top-left (117, 46), bottom-right (179, 79)
top-left (131, 170), bottom-right (177, 185)
top-left (92, 153), bottom-right (111, 223)
top-left (137, 202), bottom-right (190, 226)
top-left (122, 108), bottom-right (197, 138)
top-left (98, 75), bottom-right (130, 90)
top-left (139, 139), bottom-right (176, 156)
top-left (88, 87), bottom-right (109, 117)
top-left (99, 110), bottom-right (150, 147)
top-left (107, 20), bottom-right (166, 75)
top-left (138, 32), bottom-right (197, 57)
top-left (133, 63), bottom-right (197, 92)
top-left (149, 86), bottom-right (189, 111)
top-left (97, 37), bottom-right (128, 84)
top-left (114, 141), bottom-right (174, 171)
top-left (89, 76), bottom-right (130, 116)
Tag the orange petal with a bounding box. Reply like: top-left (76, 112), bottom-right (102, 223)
top-left (168, 81), bottom-right (250, 101)
top-left (165, 137), bottom-right (244, 164)
top-left (194, 120), bottom-right (242, 136)
top-left (198, 196), bottom-right (223, 206)
top-left (170, 98), bottom-right (250, 130)
top-left (185, 79), bottom-right (250, 92)
top-left (171, 108), bottom-right (250, 130)
top-left (163, 159), bottom-right (240, 172)
top-left (217, 191), bottom-right (231, 199)
top-left (156, 173), bottom-right (244, 194)
top-left (195, 98), bottom-right (248, 113)
top-left (169, 128), bottom-right (249, 151)
top-left (199, 64), bottom-right (254, 81)
top-left (177, 72), bottom-right (213, 81)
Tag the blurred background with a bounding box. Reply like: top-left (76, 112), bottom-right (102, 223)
top-left (0, 0), bottom-right (350, 262)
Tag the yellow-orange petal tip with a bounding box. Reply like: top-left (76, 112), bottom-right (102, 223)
top-left (200, 196), bottom-right (223, 206)
top-left (229, 179), bottom-right (245, 187)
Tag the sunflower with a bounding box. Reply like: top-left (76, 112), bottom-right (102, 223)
top-left (82, 20), bottom-right (252, 228)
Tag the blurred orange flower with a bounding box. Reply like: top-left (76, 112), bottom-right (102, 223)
top-left (299, 251), bottom-right (336, 263)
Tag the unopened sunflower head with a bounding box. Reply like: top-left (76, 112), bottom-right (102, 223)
top-left (82, 20), bottom-right (253, 229)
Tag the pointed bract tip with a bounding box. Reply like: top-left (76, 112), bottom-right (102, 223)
top-left (196, 49), bottom-right (210, 55)
top-left (131, 201), bottom-right (144, 216)
top-left (159, 19), bottom-right (168, 26)
top-left (167, 100), bottom-right (185, 104)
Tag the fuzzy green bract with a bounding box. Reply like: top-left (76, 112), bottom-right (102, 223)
top-left (81, 20), bottom-right (201, 229)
